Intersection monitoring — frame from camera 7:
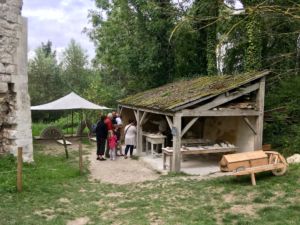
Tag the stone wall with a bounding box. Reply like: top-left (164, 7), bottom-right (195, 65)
top-left (0, 0), bottom-right (33, 161)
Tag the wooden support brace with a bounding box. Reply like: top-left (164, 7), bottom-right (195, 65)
top-left (243, 117), bottom-right (257, 135)
top-left (139, 111), bottom-right (148, 125)
top-left (133, 110), bottom-right (138, 121)
top-left (165, 116), bottom-right (173, 129)
top-left (181, 117), bottom-right (199, 138)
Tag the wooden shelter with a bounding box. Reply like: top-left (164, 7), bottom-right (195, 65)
top-left (118, 71), bottom-right (269, 172)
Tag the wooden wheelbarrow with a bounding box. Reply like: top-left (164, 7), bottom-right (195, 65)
top-left (220, 150), bottom-right (288, 185)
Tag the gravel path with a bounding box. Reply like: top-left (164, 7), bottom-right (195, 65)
top-left (88, 148), bottom-right (160, 185)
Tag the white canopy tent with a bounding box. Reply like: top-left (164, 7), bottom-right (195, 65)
top-left (31, 92), bottom-right (111, 138)
top-left (31, 92), bottom-right (110, 110)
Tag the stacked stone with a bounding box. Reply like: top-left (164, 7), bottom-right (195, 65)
top-left (0, 0), bottom-right (33, 161)
top-left (0, 0), bottom-right (21, 154)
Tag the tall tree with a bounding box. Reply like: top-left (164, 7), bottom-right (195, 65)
top-left (89, 0), bottom-right (177, 93)
top-left (28, 41), bottom-right (63, 105)
top-left (60, 39), bottom-right (90, 93)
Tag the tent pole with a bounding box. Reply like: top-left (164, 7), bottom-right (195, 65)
top-left (79, 109), bottom-right (83, 175)
top-left (71, 110), bottom-right (74, 137)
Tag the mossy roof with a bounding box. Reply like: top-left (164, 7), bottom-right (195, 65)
top-left (119, 70), bottom-right (269, 112)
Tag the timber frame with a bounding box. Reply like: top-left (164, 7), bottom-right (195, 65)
top-left (118, 71), bottom-right (269, 172)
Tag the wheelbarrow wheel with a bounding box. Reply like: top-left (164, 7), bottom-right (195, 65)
top-left (269, 153), bottom-right (288, 176)
top-left (272, 166), bottom-right (287, 176)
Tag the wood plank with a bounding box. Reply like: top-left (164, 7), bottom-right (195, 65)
top-left (243, 117), bottom-right (257, 134)
top-left (194, 82), bottom-right (260, 111)
top-left (163, 147), bottom-right (237, 155)
top-left (181, 138), bottom-right (210, 144)
top-left (181, 109), bottom-right (260, 117)
top-left (181, 117), bottom-right (199, 138)
top-left (222, 150), bottom-right (267, 163)
top-left (172, 114), bottom-right (182, 172)
top-left (165, 115), bottom-right (173, 129)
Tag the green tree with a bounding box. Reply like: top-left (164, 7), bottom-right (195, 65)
top-left (89, 0), bottom-right (177, 93)
top-left (28, 41), bottom-right (64, 105)
top-left (60, 39), bottom-right (90, 93)
top-left (28, 41), bottom-right (65, 121)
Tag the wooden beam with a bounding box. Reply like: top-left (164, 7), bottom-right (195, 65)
top-left (182, 109), bottom-right (260, 117)
top-left (172, 114), bottom-right (182, 172)
top-left (165, 116), bottom-right (173, 129)
top-left (243, 117), bottom-right (257, 134)
top-left (119, 104), bottom-right (174, 116)
top-left (194, 82), bottom-right (260, 111)
top-left (181, 117), bottom-right (199, 138)
top-left (139, 111), bottom-right (148, 125)
top-left (254, 77), bottom-right (266, 150)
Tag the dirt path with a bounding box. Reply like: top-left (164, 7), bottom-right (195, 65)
top-left (88, 147), bottom-right (160, 185)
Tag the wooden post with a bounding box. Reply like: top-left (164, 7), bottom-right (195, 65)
top-left (136, 110), bottom-right (143, 155)
top-left (79, 138), bottom-right (83, 175)
top-left (71, 110), bottom-right (74, 137)
top-left (254, 77), bottom-right (265, 150)
top-left (17, 147), bottom-right (23, 192)
top-left (251, 173), bottom-right (256, 186)
top-left (172, 114), bottom-right (182, 172)
top-left (62, 136), bottom-right (69, 159)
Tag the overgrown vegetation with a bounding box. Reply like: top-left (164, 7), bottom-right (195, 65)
top-left (28, 0), bottom-right (300, 154)
top-left (0, 144), bottom-right (299, 224)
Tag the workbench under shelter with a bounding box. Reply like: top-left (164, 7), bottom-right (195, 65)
top-left (118, 71), bottom-right (269, 172)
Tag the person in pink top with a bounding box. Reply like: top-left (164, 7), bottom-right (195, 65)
top-left (108, 133), bottom-right (117, 160)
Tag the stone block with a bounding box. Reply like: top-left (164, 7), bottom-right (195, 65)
top-left (5, 116), bottom-right (17, 124)
top-left (5, 64), bottom-right (16, 74)
top-left (0, 74), bottom-right (11, 82)
top-left (0, 63), bottom-right (5, 73)
top-left (0, 82), bottom-right (8, 93)
top-left (3, 129), bottom-right (17, 139)
top-left (0, 53), bottom-right (13, 64)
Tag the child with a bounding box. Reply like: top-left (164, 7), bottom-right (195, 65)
top-left (108, 132), bottom-right (118, 160)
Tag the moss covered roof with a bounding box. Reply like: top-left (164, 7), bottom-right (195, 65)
top-left (119, 71), bottom-right (269, 112)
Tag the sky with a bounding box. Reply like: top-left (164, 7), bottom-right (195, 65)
top-left (22, 0), bottom-right (243, 63)
top-left (22, 0), bottom-right (96, 61)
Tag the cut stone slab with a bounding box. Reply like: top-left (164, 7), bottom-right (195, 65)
top-left (56, 139), bottom-right (72, 145)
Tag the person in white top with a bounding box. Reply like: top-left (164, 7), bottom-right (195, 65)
top-left (124, 119), bottom-right (137, 159)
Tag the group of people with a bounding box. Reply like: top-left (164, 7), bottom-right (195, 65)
top-left (95, 111), bottom-right (137, 161)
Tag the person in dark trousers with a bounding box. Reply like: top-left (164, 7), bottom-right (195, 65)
top-left (104, 113), bottom-right (113, 158)
top-left (96, 115), bottom-right (108, 161)
top-left (124, 119), bottom-right (136, 159)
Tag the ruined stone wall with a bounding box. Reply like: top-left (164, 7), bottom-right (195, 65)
top-left (0, 0), bottom-right (33, 161)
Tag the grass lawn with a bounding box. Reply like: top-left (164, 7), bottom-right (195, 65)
top-left (0, 143), bottom-right (299, 225)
